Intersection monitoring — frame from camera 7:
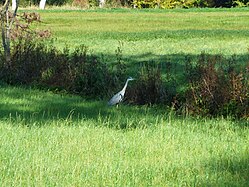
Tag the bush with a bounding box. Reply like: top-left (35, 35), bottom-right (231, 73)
top-left (125, 53), bottom-right (248, 118)
top-left (132, 0), bottom-right (248, 9)
top-left (184, 53), bottom-right (249, 118)
top-left (72, 0), bottom-right (86, 8)
top-left (0, 38), bottom-right (126, 99)
top-left (126, 62), bottom-right (167, 105)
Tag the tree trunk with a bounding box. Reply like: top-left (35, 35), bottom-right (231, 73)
top-left (99, 0), bottom-right (105, 8)
top-left (12, 0), bottom-right (16, 10)
top-left (39, 0), bottom-right (46, 9)
top-left (1, 0), bottom-right (18, 64)
top-left (5, 9), bottom-right (11, 63)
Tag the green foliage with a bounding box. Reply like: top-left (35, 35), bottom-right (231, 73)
top-left (130, 0), bottom-right (249, 8)
top-left (131, 0), bottom-right (248, 8)
top-left (19, 0), bottom-right (249, 8)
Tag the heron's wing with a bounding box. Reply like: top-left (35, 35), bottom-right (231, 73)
top-left (108, 92), bottom-right (123, 106)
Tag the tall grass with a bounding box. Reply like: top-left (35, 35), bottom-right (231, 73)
top-left (0, 85), bottom-right (248, 186)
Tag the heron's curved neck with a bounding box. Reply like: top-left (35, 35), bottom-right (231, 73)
top-left (121, 79), bottom-right (129, 93)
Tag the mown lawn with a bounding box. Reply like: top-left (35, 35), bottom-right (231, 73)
top-left (0, 85), bottom-right (248, 186)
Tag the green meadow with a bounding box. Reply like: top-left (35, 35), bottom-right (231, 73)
top-left (36, 8), bottom-right (249, 61)
top-left (0, 85), bottom-right (248, 186)
top-left (1, 8), bottom-right (249, 186)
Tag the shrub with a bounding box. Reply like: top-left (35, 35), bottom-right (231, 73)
top-left (184, 53), bottom-right (249, 118)
top-left (72, 0), bottom-right (91, 8)
top-left (133, 0), bottom-right (208, 9)
top-left (126, 62), bottom-right (167, 105)
top-left (131, 0), bottom-right (248, 9)
top-left (0, 38), bottom-right (126, 99)
top-left (69, 45), bottom-right (121, 98)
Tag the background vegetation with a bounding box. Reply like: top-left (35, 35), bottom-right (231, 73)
top-left (20, 0), bottom-right (249, 8)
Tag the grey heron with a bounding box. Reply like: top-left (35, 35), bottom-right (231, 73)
top-left (108, 77), bottom-right (134, 106)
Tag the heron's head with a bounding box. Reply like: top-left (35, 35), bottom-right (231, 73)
top-left (127, 76), bottom-right (134, 81)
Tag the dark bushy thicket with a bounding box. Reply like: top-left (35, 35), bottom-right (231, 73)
top-left (126, 62), bottom-right (177, 106)
top-left (184, 53), bottom-right (249, 118)
top-left (125, 54), bottom-right (248, 118)
top-left (126, 62), bottom-right (167, 105)
top-left (0, 39), bottom-right (126, 99)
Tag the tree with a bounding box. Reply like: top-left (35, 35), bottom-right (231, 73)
top-left (12, 0), bottom-right (16, 10)
top-left (0, 0), bottom-right (18, 63)
top-left (1, 0), bottom-right (48, 65)
top-left (99, 0), bottom-right (105, 7)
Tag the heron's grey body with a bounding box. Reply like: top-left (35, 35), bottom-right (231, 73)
top-left (108, 77), bottom-right (134, 106)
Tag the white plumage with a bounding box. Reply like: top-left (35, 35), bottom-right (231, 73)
top-left (108, 77), bottom-right (134, 106)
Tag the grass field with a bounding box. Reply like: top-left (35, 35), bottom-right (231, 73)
top-left (0, 85), bottom-right (248, 186)
top-left (1, 8), bottom-right (249, 186)
top-left (34, 8), bottom-right (249, 64)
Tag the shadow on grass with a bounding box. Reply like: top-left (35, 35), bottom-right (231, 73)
top-left (0, 52), bottom-right (248, 127)
top-left (199, 155), bottom-right (249, 187)
top-left (102, 52), bottom-right (249, 68)
top-left (102, 52), bottom-right (249, 91)
top-left (0, 84), bottom-right (169, 128)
